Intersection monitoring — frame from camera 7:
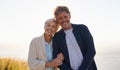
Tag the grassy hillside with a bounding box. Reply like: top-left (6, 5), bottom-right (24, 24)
top-left (0, 58), bottom-right (29, 70)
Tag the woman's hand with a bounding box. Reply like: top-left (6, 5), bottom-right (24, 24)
top-left (45, 52), bottom-right (64, 67)
top-left (51, 52), bottom-right (64, 67)
top-left (57, 52), bottom-right (64, 61)
top-left (45, 57), bottom-right (62, 67)
top-left (51, 57), bottom-right (63, 66)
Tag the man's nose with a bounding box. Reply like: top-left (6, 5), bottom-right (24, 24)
top-left (62, 18), bottom-right (66, 22)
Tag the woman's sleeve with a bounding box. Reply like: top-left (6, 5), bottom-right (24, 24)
top-left (28, 39), bottom-right (46, 70)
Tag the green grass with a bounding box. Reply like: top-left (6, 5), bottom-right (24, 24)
top-left (0, 58), bottom-right (29, 70)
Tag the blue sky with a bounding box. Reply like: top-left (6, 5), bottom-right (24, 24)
top-left (0, 0), bottom-right (120, 60)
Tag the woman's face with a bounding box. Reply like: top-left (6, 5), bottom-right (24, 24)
top-left (44, 21), bottom-right (58, 36)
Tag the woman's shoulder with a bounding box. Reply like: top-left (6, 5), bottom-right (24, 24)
top-left (31, 35), bottom-right (44, 43)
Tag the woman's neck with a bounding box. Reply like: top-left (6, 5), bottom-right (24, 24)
top-left (44, 34), bottom-right (52, 43)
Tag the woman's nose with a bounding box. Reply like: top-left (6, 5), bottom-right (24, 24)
top-left (48, 26), bottom-right (52, 30)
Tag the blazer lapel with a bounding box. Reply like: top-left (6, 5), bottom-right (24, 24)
top-left (72, 24), bottom-right (84, 55)
top-left (60, 30), bottom-right (71, 67)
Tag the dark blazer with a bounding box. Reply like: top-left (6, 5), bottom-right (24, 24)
top-left (53, 24), bottom-right (97, 70)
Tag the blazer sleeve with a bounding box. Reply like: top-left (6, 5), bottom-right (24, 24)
top-left (28, 39), bottom-right (46, 70)
top-left (53, 34), bottom-right (72, 70)
top-left (78, 25), bottom-right (96, 70)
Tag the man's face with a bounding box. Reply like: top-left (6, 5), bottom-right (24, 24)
top-left (56, 11), bottom-right (71, 30)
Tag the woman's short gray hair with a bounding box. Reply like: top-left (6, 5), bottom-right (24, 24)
top-left (44, 18), bottom-right (56, 25)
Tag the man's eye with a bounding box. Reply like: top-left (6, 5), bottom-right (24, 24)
top-left (64, 16), bottom-right (68, 18)
top-left (58, 17), bottom-right (62, 20)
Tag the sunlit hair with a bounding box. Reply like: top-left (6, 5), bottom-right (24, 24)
top-left (54, 6), bottom-right (70, 17)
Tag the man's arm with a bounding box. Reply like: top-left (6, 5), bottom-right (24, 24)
top-left (78, 25), bottom-right (96, 70)
top-left (53, 34), bottom-right (72, 70)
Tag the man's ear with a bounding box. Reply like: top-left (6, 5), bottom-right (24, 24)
top-left (69, 14), bottom-right (71, 19)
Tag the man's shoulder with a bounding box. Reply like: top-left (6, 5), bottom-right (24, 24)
top-left (53, 29), bottom-right (64, 39)
top-left (54, 30), bottom-right (62, 37)
top-left (72, 24), bottom-right (88, 29)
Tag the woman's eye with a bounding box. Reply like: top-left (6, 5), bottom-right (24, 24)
top-left (47, 25), bottom-right (50, 27)
top-left (52, 26), bottom-right (56, 28)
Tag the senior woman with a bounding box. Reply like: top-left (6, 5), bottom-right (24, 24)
top-left (28, 18), bottom-right (63, 70)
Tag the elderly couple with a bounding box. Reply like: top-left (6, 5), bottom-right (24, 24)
top-left (28, 6), bottom-right (97, 70)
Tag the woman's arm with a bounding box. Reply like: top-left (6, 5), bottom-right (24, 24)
top-left (28, 39), bottom-right (63, 70)
top-left (45, 57), bottom-right (62, 67)
top-left (28, 39), bottom-right (46, 70)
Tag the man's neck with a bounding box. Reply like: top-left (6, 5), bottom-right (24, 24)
top-left (63, 23), bottom-right (72, 30)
